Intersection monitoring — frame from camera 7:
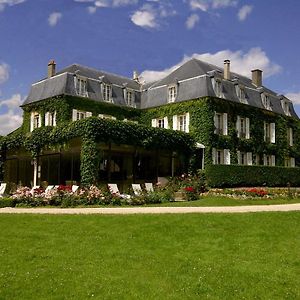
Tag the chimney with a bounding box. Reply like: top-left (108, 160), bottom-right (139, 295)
top-left (48, 60), bottom-right (56, 78)
top-left (133, 70), bottom-right (139, 82)
top-left (251, 69), bottom-right (262, 87)
top-left (224, 59), bottom-right (230, 80)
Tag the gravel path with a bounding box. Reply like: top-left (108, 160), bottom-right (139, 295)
top-left (1, 204), bottom-right (300, 214)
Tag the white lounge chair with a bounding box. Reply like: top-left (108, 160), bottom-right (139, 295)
top-left (0, 183), bottom-right (7, 198)
top-left (45, 185), bottom-right (54, 193)
top-left (30, 186), bottom-right (40, 195)
top-left (72, 185), bottom-right (79, 193)
top-left (145, 182), bottom-right (154, 192)
top-left (108, 183), bottom-right (131, 199)
top-left (132, 184), bottom-right (143, 196)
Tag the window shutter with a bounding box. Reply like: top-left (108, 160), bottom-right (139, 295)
top-left (270, 123), bottom-right (276, 143)
top-left (30, 112), bottom-right (34, 132)
top-left (263, 154), bottom-right (267, 166)
top-left (247, 152), bottom-right (252, 166)
top-left (214, 111), bottom-right (217, 134)
top-left (246, 118), bottom-right (250, 139)
top-left (53, 111), bottom-right (57, 126)
top-left (237, 151), bottom-right (240, 164)
top-left (212, 148), bottom-right (216, 165)
top-left (173, 115), bottom-right (178, 130)
top-left (291, 157), bottom-right (295, 167)
top-left (289, 128), bottom-right (293, 146)
top-left (45, 112), bottom-right (49, 126)
top-left (38, 114), bottom-right (42, 127)
top-left (151, 119), bottom-right (157, 128)
top-left (185, 112), bottom-right (190, 133)
top-left (271, 155), bottom-right (276, 166)
top-left (223, 113), bottom-right (228, 135)
top-left (72, 109), bottom-right (78, 121)
top-left (224, 149), bottom-right (230, 165)
top-left (86, 112), bottom-right (92, 117)
top-left (236, 116), bottom-right (241, 138)
top-left (263, 122), bottom-right (266, 141)
top-left (163, 117), bottom-right (169, 129)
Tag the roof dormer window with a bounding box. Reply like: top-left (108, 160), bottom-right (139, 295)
top-left (168, 85), bottom-right (177, 103)
top-left (125, 88), bottom-right (135, 107)
top-left (261, 93), bottom-right (272, 111)
top-left (102, 83), bottom-right (112, 102)
top-left (235, 84), bottom-right (247, 104)
top-left (74, 76), bottom-right (88, 97)
top-left (212, 78), bottom-right (223, 98)
top-left (281, 99), bottom-right (291, 116)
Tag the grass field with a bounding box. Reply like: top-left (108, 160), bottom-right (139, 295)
top-left (0, 213), bottom-right (300, 299)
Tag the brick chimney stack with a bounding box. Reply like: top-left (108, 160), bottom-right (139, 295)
top-left (251, 69), bottom-right (262, 87)
top-left (48, 60), bottom-right (56, 78)
top-left (224, 60), bottom-right (230, 80)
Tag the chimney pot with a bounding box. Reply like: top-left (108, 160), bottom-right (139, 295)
top-left (224, 60), bottom-right (230, 80)
top-left (133, 70), bottom-right (139, 82)
top-left (48, 60), bottom-right (56, 78)
top-left (251, 69), bottom-right (262, 87)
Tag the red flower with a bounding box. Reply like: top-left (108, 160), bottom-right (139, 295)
top-left (184, 186), bottom-right (195, 193)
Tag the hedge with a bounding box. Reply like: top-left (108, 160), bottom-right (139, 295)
top-left (206, 165), bottom-right (300, 187)
top-left (0, 198), bottom-right (15, 208)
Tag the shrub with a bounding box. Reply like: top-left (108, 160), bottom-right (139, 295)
top-left (0, 197), bottom-right (15, 208)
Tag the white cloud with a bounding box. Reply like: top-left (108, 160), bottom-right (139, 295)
top-left (186, 13), bottom-right (199, 29)
top-left (0, 94), bottom-right (23, 135)
top-left (285, 92), bottom-right (300, 105)
top-left (48, 12), bottom-right (62, 27)
top-left (0, 63), bottom-right (9, 84)
top-left (238, 5), bottom-right (253, 21)
top-left (140, 48), bottom-right (281, 83)
top-left (0, 0), bottom-right (26, 12)
top-left (189, 0), bottom-right (237, 11)
top-left (87, 6), bottom-right (97, 13)
top-left (74, 0), bottom-right (137, 8)
top-left (131, 4), bottom-right (158, 28)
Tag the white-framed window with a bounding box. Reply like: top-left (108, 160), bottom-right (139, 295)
top-left (102, 83), bottom-right (112, 102)
top-left (74, 76), bottom-right (88, 97)
top-left (168, 85), bottom-right (177, 103)
top-left (285, 157), bottom-right (295, 168)
top-left (261, 93), bottom-right (272, 110)
top-left (172, 113), bottom-right (190, 133)
top-left (288, 127), bottom-right (293, 146)
top-left (281, 100), bottom-right (291, 116)
top-left (72, 109), bottom-right (92, 121)
top-left (45, 111), bottom-right (56, 127)
top-left (214, 112), bottom-right (228, 135)
top-left (151, 117), bottom-right (169, 129)
top-left (98, 114), bottom-right (116, 120)
top-left (263, 154), bottom-right (276, 166)
top-left (212, 78), bottom-right (223, 98)
top-left (212, 148), bottom-right (230, 165)
top-left (235, 85), bottom-right (247, 104)
top-left (237, 151), bottom-right (252, 166)
top-left (125, 89), bottom-right (135, 107)
top-left (30, 112), bottom-right (42, 132)
top-left (264, 122), bottom-right (276, 143)
top-left (236, 116), bottom-right (250, 139)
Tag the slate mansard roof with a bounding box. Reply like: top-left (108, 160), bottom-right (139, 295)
top-left (23, 59), bottom-right (298, 118)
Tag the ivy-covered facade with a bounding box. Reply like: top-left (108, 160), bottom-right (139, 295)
top-left (1, 58), bottom-right (300, 187)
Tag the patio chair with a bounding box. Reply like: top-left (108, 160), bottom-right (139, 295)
top-left (132, 184), bottom-right (143, 196)
top-left (108, 183), bottom-right (131, 199)
top-left (0, 183), bottom-right (7, 198)
top-left (145, 182), bottom-right (154, 192)
top-left (72, 185), bottom-right (79, 193)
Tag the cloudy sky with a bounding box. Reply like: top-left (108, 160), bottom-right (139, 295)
top-left (0, 0), bottom-right (300, 135)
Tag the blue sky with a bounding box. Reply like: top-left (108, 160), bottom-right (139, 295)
top-left (0, 0), bottom-right (300, 135)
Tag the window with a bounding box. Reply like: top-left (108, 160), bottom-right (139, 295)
top-left (45, 111), bottom-right (56, 126)
top-left (168, 85), bottom-right (177, 103)
top-left (252, 154), bottom-right (260, 165)
top-left (30, 112), bottom-right (41, 132)
top-left (237, 151), bottom-right (252, 166)
top-left (98, 114), bottom-right (116, 120)
top-left (212, 78), bottom-right (223, 98)
top-left (261, 93), bottom-right (272, 110)
top-left (75, 77), bottom-right (87, 97)
top-left (236, 116), bottom-right (250, 139)
top-left (287, 127), bottom-right (293, 146)
top-left (281, 100), bottom-right (291, 116)
top-left (102, 83), bottom-right (112, 102)
top-left (125, 89), bottom-right (135, 107)
top-left (285, 157), bottom-right (295, 168)
top-left (235, 85), bottom-right (247, 104)
top-left (212, 148), bottom-right (230, 165)
top-left (151, 117), bottom-right (169, 129)
top-left (264, 122), bottom-right (275, 143)
top-left (72, 109), bottom-right (92, 121)
top-left (214, 112), bottom-right (227, 135)
top-left (263, 154), bottom-right (275, 166)
top-left (172, 113), bottom-right (189, 133)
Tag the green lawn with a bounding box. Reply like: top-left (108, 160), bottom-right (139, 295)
top-left (0, 213), bottom-right (300, 299)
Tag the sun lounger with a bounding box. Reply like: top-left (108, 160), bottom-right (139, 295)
top-left (108, 183), bottom-right (131, 199)
top-left (132, 184), bottom-right (143, 196)
top-left (0, 183), bottom-right (7, 198)
top-left (145, 182), bottom-right (154, 192)
top-left (72, 185), bottom-right (79, 193)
